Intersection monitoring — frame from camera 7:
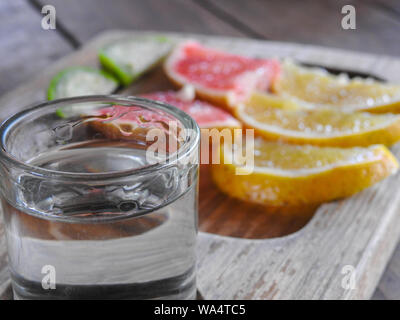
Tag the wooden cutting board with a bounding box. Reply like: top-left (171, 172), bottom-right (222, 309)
top-left (1, 30), bottom-right (400, 300)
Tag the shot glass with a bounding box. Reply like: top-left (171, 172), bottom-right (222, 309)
top-left (0, 95), bottom-right (199, 300)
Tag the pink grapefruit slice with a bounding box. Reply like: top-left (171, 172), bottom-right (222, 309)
top-left (141, 90), bottom-right (241, 130)
top-left (89, 104), bottom-right (178, 146)
top-left (88, 90), bottom-right (241, 154)
top-left (164, 40), bottom-right (280, 109)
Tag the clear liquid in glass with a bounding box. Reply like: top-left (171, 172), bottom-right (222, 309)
top-left (2, 142), bottom-right (198, 300)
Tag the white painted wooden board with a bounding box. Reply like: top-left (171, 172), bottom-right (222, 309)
top-left (1, 31), bottom-right (400, 300)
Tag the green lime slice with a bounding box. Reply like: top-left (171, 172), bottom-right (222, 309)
top-left (48, 67), bottom-right (119, 117)
top-left (99, 36), bottom-right (172, 86)
top-left (48, 67), bottom-right (119, 100)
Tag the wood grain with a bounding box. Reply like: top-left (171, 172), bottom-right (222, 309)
top-left (373, 240), bottom-right (400, 299)
top-left (0, 0), bottom-right (72, 96)
top-left (370, 0), bottom-right (400, 17)
top-left (195, 0), bottom-right (400, 56)
top-left (1, 31), bottom-right (400, 299)
top-left (33, 0), bottom-right (246, 44)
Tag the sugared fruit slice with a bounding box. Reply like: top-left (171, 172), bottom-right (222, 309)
top-left (88, 89), bottom-right (240, 150)
top-left (48, 67), bottom-right (118, 100)
top-left (164, 40), bottom-right (280, 109)
top-left (141, 89), bottom-right (241, 129)
top-left (99, 36), bottom-right (172, 86)
top-left (89, 103), bottom-right (184, 154)
top-left (235, 93), bottom-right (400, 147)
top-left (212, 139), bottom-right (398, 206)
top-left (274, 61), bottom-right (400, 113)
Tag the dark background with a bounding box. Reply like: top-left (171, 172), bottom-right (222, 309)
top-left (1, 0), bottom-right (400, 299)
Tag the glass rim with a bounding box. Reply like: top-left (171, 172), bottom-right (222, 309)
top-left (0, 95), bottom-right (200, 181)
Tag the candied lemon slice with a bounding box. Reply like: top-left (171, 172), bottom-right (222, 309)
top-left (235, 93), bottom-right (400, 147)
top-left (211, 139), bottom-right (398, 206)
top-left (273, 61), bottom-right (400, 113)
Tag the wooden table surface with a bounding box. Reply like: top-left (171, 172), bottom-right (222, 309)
top-left (1, 0), bottom-right (400, 299)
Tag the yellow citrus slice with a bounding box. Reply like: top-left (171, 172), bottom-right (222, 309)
top-left (211, 139), bottom-right (398, 206)
top-left (273, 61), bottom-right (400, 113)
top-left (235, 93), bottom-right (400, 147)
